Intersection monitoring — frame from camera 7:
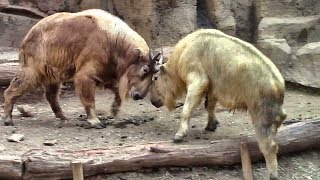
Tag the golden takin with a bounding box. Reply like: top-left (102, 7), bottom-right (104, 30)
top-left (150, 29), bottom-right (287, 180)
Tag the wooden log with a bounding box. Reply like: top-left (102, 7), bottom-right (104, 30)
top-left (240, 141), bottom-right (253, 180)
top-left (71, 160), bottom-right (84, 180)
top-left (0, 47), bottom-right (19, 63)
top-left (22, 120), bottom-right (320, 179)
top-left (0, 63), bottom-right (20, 86)
top-left (0, 155), bottom-right (23, 179)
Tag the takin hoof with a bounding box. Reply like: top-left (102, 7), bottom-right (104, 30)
top-left (2, 116), bottom-right (14, 126)
top-left (269, 173), bottom-right (279, 180)
top-left (205, 120), bottom-right (219, 131)
top-left (173, 134), bottom-right (185, 143)
top-left (57, 115), bottom-right (68, 121)
top-left (87, 118), bottom-right (106, 129)
top-left (55, 119), bottom-right (67, 128)
top-left (4, 120), bottom-right (14, 126)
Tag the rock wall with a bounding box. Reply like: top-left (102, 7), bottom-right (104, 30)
top-left (0, 0), bottom-right (319, 88)
top-left (256, 0), bottom-right (320, 88)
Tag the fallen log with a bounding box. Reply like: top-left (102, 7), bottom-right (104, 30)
top-left (0, 155), bottom-right (23, 179)
top-left (0, 62), bottom-right (20, 86)
top-left (0, 47), bottom-right (19, 63)
top-left (22, 120), bottom-right (320, 179)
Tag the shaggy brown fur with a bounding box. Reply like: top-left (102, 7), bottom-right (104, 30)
top-left (2, 9), bottom-right (159, 128)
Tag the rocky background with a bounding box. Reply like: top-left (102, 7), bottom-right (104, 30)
top-left (0, 0), bottom-right (319, 88)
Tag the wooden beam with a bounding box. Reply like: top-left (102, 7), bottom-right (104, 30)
top-left (71, 160), bottom-right (84, 180)
top-left (240, 141), bottom-right (253, 180)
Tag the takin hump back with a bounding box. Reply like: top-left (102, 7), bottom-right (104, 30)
top-left (2, 9), bottom-right (160, 129)
top-left (150, 29), bottom-right (286, 179)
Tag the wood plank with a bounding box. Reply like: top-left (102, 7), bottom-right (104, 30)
top-left (240, 141), bottom-right (253, 180)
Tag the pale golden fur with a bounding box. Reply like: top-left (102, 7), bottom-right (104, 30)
top-left (150, 29), bottom-right (287, 179)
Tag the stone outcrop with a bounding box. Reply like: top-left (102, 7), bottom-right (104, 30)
top-left (256, 0), bottom-right (320, 19)
top-left (206, 0), bottom-right (236, 37)
top-left (258, 16), bottom-right (320, 47)
top-left (291, 43), bottom-right (320, 88)
top-left (206, 0), bottom-right (255, 42)
top-left (153, 0), bottom-right (197, 47)
top-left (256, 0), bottom-right (320, 88)
top-left (257, 38), bottom-right (292, 80)
top-left (0, 12), bottom-right (38, 47)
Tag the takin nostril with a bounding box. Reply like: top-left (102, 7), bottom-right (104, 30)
top-left (133, 92), bottom-right (140, 100)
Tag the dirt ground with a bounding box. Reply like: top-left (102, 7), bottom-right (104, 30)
top-left (0, 83), bottom-right (319, 180)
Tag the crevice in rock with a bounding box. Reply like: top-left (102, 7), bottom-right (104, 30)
top-left (250, 1), bottom-right (259, 44)
top-left (196, 0), bottom-right (214, 28)
top-left (108, 0), bottom-right (124, 21)
top-left (297, 28), bottom-right (308, 44)
top-left (0, 5), bottom-right (46, 19)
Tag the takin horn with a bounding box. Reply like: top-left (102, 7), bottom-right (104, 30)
top-left (158, 47), bottom-right (164, 65)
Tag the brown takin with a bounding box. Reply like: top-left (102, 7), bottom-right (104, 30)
top-left (150, 29), bottom-right (287, 179)
top-left (1, 9), bottom-right (161, 129)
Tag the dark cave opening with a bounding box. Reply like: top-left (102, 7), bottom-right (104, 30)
top-left (196, 0), bottom-right (215, 29)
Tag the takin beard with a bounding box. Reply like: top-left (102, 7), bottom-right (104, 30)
top-left (118, 73), bottom-right (129, 102)
top-left (161, 74), bottom-right (185, 111)
top-left (164, 92), bottom-right (177, 111)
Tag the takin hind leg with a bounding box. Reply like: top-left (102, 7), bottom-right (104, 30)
top-left (174, 74), bottom-right (208, 143)
top-left (204, 94), bottom-right (219, 131)
top-left (74, 73), bottom-right (105, 129)
top-left (43, 83), bottom-right (67, 120)
top-left (252, 115), bottom-right (280, 180)
top-left (111, 89), bottom-right (121, 118)
top-left (2, 72), bottom-right (35, 126)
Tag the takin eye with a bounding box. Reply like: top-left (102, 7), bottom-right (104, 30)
top-left (143, 66), bottom-right (149, 73)
top-left (152, 75), bottom-right (158, 81)
top-left (140, 65), bottom-right (149, 76)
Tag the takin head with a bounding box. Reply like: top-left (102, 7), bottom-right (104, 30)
top-left (120, 49), bottom-right (163, 101)
top-left (149, 51), bottom-right (177, 110)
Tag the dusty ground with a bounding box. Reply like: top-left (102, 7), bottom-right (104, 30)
top-left (0, 83), bottom-right (319, 180)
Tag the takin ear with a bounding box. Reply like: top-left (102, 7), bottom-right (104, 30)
top-left (133, 48), bottom-right (143, 58)
top-left (159, 64), bottom-right (166, 74)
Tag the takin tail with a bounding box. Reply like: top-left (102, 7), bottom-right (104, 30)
top-left (274, 108), bottom-right (287, 128)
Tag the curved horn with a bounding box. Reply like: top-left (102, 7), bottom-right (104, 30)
top-left (149, 49), bottom-right (154, 62)
top-left (153, 51), bottom-right (161, 61)
top-left (159, 47), bottom-right (164, 65)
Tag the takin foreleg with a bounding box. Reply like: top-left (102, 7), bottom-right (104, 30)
top-left (174, 73), bottom-right (208, 143)
top-left (111, 90), bottom-right (121, 118)
top-left (74, 73), bottom-right (105, 129)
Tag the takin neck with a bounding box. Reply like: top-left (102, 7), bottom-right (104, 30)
top-left (162, 65), bottom-right (186, 110)
top-left (107, 33), bottom-right (147, 79)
